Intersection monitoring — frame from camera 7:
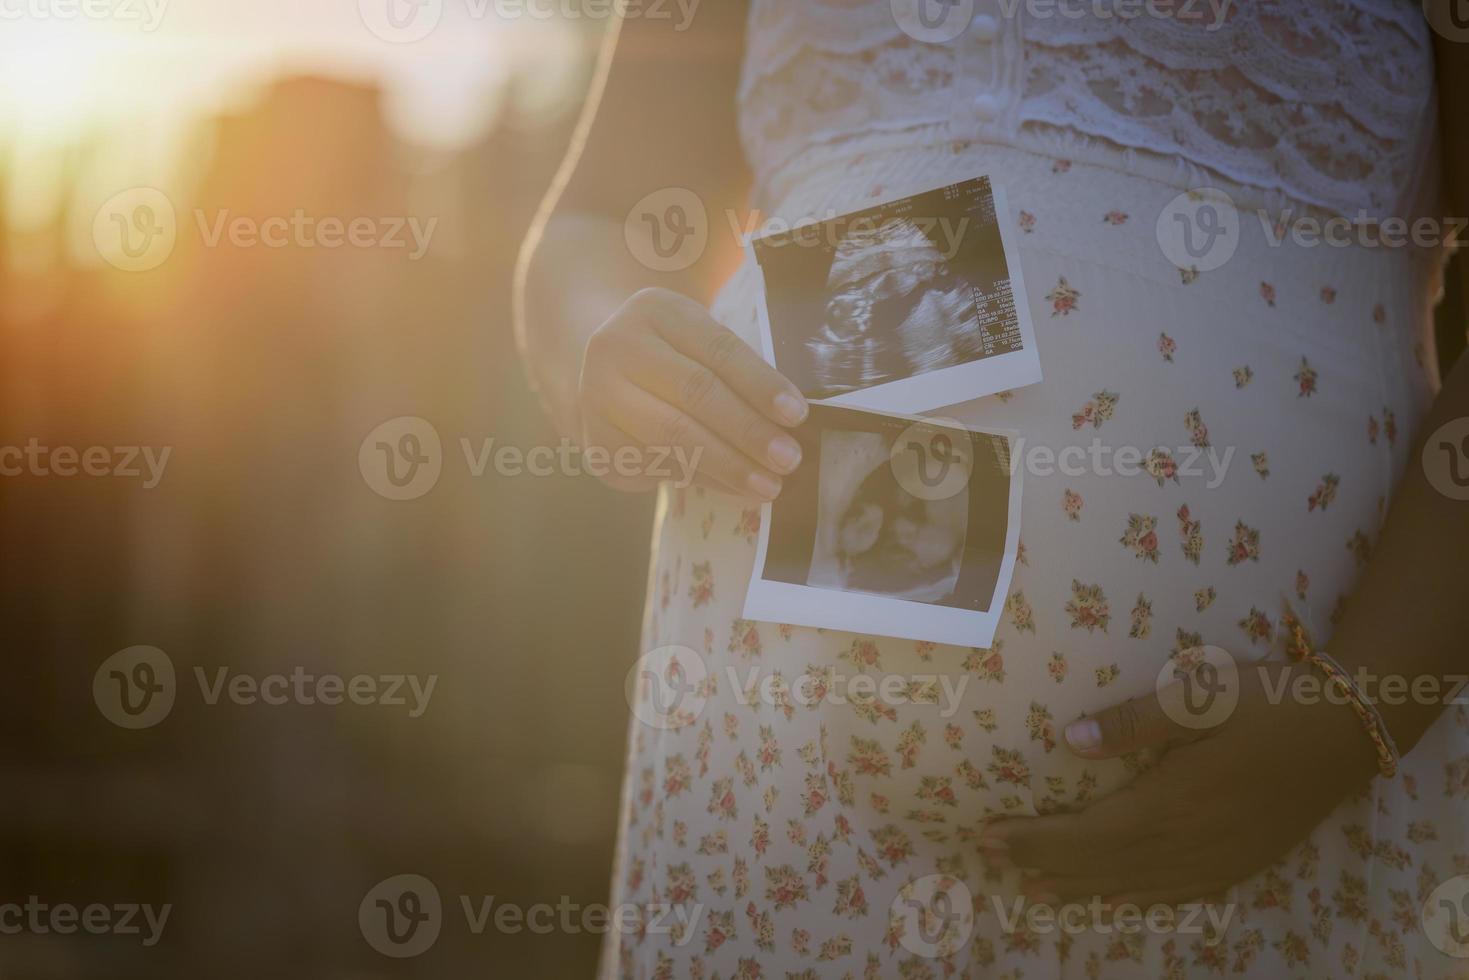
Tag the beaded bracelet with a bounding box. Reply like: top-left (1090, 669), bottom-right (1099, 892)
top-left (1281, 601), bottom-right (1400, 779)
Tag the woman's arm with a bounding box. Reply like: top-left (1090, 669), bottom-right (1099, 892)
top-left (1316, 32), bottom-right (1469, 752)
top-left (513, 2), bottom-right (806, 498)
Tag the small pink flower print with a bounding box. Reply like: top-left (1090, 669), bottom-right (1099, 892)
top-left (733, 507), bottom-right (761, 542)
top-left (840, 638), bottom-right (882, 672)
top-left (1227, 520), bottom-right (1261, 566)
top-left (689, 561), bottom-right (714, 606)
top-left (1307, 473), bottom-right (1340, 512)
top-left (1294, 356), bottom-right (1318, 397)
top-left (777, 623), bottom-right (794, 641)
top-left (1026, 704), bottom-right (1057, 753)
top-left (846, 737), bottom-right (890, 777)
top-left (763, 864), bottom-right (809, 910)
top-left (915, 640), bottom-right (935, 661)
top-left (1095, 665), bottom-right (1121, 687)
top-left (870, 824), bottom-right (915, 867)
top-left (833, 876), bottom-right (868, 919)
top-left (1047, 652), bottom-right (1069, 683)
top-left (1260, 282), bottom-right (1277, 307)
top-left (1158, 333), bottom-right (1177, 362)
top-left (1373, 303), bottom-right (1387, 326)
top-left (1120, 513), bottom-right (1161, 563)
top-left (1238, 607), bottom-right (1274, 645)
top-left (1173, 627), bottom-right (1203, 656)
top-left (708, 777), bottom-right (738, 821)
top-left (1367, 415), bottom-right (1380, 445)
top-left (987, 745), bottom-right (1030, 786)
top-left (1233, 365), bottom-right (1253, 388)
top-left (1320, 286), bottom-right (1337, 304)
top-left (700, 511), bottom-right (716, 538)
top-left (1062, 488), bottom-right (1084, 521)
top-left (1251, 452), bottom-right (1270, 479)
top-left (1072, 390), bottom-right (1119, 429)
top-left (1046, 276), bottom-right (1081, 317)
top-left (1103, 210), bottom-right (1129, 226)
top-left (1179, 266), bottom-right (1200, 285)
top-left (917, 774), bottom-right (959, 806)
top-left (1383, 407), bottom-right (1397, 447)
top-left (728, 618), bottom-right (762, 658)
top-left (1018, 210), bottom-right (1036, 234)
top-left (963, 641), bottom-right (1006, 682)
top-left (1194, 586), bottom-right (1216, 611)
top-left (1184, 407), bottom-right (1210, 448)
top-left (1177, 504), bottom-right (1203, 565)
top-left (1295, 569), bottom-right (1310, 600)
top-left (1130, 594), bottom-right (1153, 639)
top-left (1145, 447), bottom-right (1180, 486)
top-left (1053, 159), bottom-right (1072, 174)
top-left (1066, 580), bottom-right (1111, 632)
top-left (1347, 530), bottom-right (1374, 566)
top-left (1007, 588), bottom-right (1037, 632)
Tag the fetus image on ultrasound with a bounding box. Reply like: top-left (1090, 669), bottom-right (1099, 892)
top-left (808, 431), bottom-right (968, 604)
top-left (806, 217), bottom-right (986, 398)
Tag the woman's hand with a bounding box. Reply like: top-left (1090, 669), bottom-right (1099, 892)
top-left (579, 288), bottom-right (809, 498)
top-left (977, 659), bottom-right (1380, 908)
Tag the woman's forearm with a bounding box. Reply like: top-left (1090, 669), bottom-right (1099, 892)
top-left (516, 214), bottom-right (657, 441)
top-left (1325, 349), bottom-right (1469, 754)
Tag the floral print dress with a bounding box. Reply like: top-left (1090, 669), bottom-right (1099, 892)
top-left (600, 26), bottom-right (1464, 980)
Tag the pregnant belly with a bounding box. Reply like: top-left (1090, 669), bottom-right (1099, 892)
top-left (682, 145), bottom-right (1439, 820)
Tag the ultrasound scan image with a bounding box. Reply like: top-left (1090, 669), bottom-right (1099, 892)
top-left (807, 217), bottom-right (986, 398)
top-left (807, 430), bottom-right (968, 604)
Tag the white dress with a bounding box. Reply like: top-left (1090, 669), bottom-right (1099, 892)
top-left (604, 3), bottom-right (1465, 977)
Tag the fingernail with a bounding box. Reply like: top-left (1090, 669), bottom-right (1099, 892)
top-left (1065, 718), bottom-right (1102, 751)
top-left (748, 472), bottom-right (782, 500)
top-left (768, 436), bottom-right (802, 474)
top-left (774, 391), bottom-right (808, 426)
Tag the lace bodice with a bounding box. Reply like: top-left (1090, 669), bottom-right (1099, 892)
top-left (739, 0), bottom-right (1440, 221)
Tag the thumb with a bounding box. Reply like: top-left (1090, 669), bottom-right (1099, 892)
top-left (1063, 691), bottom-right (1192, 759)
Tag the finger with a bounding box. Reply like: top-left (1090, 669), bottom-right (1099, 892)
top-left (602, 379), bottom-right (785, 500)
top-left (1063, 689), bottom-right (1197, 760)
top-left (640, 290), bottom-right (809, 427)
top-left (626, 338), bottom-right (804, 476)
top-left (980, 804), bottom-right (1144, 878)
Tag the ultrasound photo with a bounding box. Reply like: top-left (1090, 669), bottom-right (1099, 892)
top-left (743, 404), bottom-right (1021, 648)
top-left (751, 177), bottom-right (1041, 414)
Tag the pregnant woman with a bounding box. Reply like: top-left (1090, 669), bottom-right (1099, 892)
top-left (517, 3), bottom-right (1469, 976)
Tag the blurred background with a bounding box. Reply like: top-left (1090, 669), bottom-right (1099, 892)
top-left (1, 4), bottom-right (654, 977)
